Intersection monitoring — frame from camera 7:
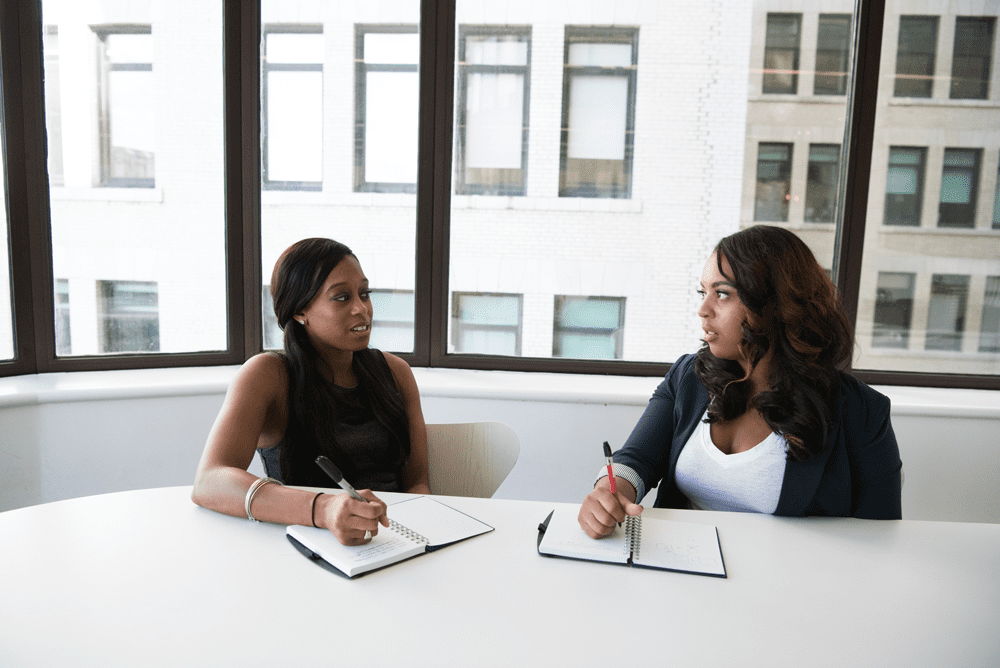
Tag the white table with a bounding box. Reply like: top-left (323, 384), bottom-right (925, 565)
top-left (1, 486), bottom-right (997, 667)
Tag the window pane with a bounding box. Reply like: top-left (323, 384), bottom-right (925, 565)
top-left (447, 0), bottom-right (853, 364)
top-left (980, 277), bottom-right (1000, 352)
top-left (43, 0), bottom-right (226, 356)
top-left (895, 16), bottom-right (937, 98)
top-left (451, 293), bottom-right (521, 356)
top-left (856, 7), bottom-right (1000, 375)
top-left (262, 4), bottom-right (418, 354)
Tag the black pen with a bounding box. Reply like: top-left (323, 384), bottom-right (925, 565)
top-left (315, 456), bottom-right (368, 503)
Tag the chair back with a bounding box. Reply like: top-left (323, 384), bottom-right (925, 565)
top-left (425, 422), bottom-right (520, 498)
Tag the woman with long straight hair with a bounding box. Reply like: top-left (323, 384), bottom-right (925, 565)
top-left (579, 225), bottom-right (902, 537)
top-left (193, 238), bottom-right (429, 545)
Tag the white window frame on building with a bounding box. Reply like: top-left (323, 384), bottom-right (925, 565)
top-left (262, 24), bottom-right (324, 191)
top-left (938, 147), bottom-right (982, 228)
top-left (762, 13), bottom-right (802, 95)
top-left (454, 25), bottom-right (531, 197)
top-left (558, 26), bottom-right (638, 199)
top-left (949, 16), bottom-right (996, 100)
top-left (97, 280), bottom-right (159, 353)
top-left (450, 292), bottom-right (523, 356)
top-left (354, 24), bottom-right (419, 194)
top-left (93, 25), bottom-right (154, 188)
top-left (754, 142), bottom-right (793, 222)
top-left (814, 13), bottom-right (851, 96)
top-left (894, 15), bottom-right (938, 98)
top-left (552, 295), bottom-right (625, 360)
top-left (884, 146), bottom-right (927, 226)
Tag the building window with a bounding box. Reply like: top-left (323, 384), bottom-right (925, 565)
top-left (369, 290), bottom-right (415, 354)
top-left (553, 296), bottom-right (625, 360)
top-left (94, 26), bottom-right (154, 188)
top-left (354, 25), bottom-right (419, 193)
top-left (755, 142), bottom-right (792, 221)
top-left (43, 26), bottom-right (64, 186)
top-left (55, 279), bottom-right (71, 356)
top-left (805, 144), bottom-right (840, 222)
top-left (559, 27), bottom-right (639, 199)
top-left (894, 16), bottom-right (938, 98)
top-left (926, 274), bottom-right (969, 351)
top-left (763, 13), bottom-right (801, 94)
top-left (950, 17), bottom-right (996, 100)
top-left (873, 272), bottom-right (915, 349)
top-left (261, 285), bottom-right (281, 350)
top-left (814, 14), bottom-right (851, 95)
top-left (885, 146), bottom-right (926, 226)
top-left (451, 293), bottom-right (522, 356)
top-left (980, 277), bottom-right (1000, 353)
top-left (993, 164), bottom-right (1000, 230)
top-left (263, 26), bottom-right (323, 191)
top-left (97, 280), bottom-right (159, 353)
top-left (938, 148), bottom-right (981, 228)
top-left (455, 27), bottom-right (531, 196)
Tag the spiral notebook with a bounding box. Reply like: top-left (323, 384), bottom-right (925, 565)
top-left (536, 506), bottom-right (726, 578)
top-left (287, 496), bottom-right (493, 578)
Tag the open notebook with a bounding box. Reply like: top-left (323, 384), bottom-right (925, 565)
top-left (537, 506), bottom-right (726, 578)
top-left (287, 496), bottom-right (493, 578)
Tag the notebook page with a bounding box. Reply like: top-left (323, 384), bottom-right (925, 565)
top-left (537, 506), bottom-right (629, 564)
top-left (287, 524), bottom-right (424, 577)
top-left (387, 496), bottom-right (493, 548)
top-left (631, 518), bottom-right (726, 576)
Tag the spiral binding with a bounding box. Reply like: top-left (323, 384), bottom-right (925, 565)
top-left (624, 515), bottom-right (642, 562)
top-left (389, 519), bottom-right (429, 545)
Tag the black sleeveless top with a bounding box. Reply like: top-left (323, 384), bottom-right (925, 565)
top-left (258, 350), bottom-right (407, 491)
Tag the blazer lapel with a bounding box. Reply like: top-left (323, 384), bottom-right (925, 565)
top-left (774, 450), bottom-right (829, 516)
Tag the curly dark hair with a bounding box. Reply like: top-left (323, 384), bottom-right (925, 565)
top-left (269, 238), bottom-right (410, 485)
top-left (694, 225), bottom-right (853, 461)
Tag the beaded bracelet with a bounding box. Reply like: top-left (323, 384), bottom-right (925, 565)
top-left (310, 492), bottom-right (324, 527)
top-left (245, 477), bottom-right (281, 522)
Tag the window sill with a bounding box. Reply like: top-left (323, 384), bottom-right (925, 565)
top-left (1, 365), bottom-right (998, 419)
top-left (888, 97), bottom-right (1000, 109)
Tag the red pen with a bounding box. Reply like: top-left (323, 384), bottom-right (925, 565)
top-left (603, 442), bottom-right (616, 494)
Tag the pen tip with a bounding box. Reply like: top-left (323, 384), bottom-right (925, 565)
top-left (603, 442), bottom-right (612, 457)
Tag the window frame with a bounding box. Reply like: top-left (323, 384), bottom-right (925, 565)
top-left (1, 0), bottom-right (997, 390)
top-left (261, 23), bottom-right (324, 192)
top-left (762, 13), bottom-right (802, 95)
top-left (93, 24), bottom-right (155, 189)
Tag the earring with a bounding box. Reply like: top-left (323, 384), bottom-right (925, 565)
top-left (297, 319), bottom-right (305, 326)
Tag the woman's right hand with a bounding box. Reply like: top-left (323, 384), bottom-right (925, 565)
top-left (316, 490), bottom-right (390, 546)
top-left (578, 477), bottom-right (643, 539)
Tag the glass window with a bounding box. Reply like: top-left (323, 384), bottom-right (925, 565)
top-left (42, 1), bottom-right (226, 358)
top-left (455, 27), bottom-right (530, 196)
top-left (938, 148), bottom-right (981, 228)
top-left (872, 272), bottom-right (915, 349)
top-left (805, 144), bottom-right (840, 223)
top-left (814, 14), bottom-right (851, 96)
top-left (451, 292), bottom-right (521, 355)
top-left (1, 65), bottom-right (11, 362)
top-left (559, 27), bottom-right (638, 199)
top-left (94, 27), bottom-right (155, 188)
top-left (950, 17), bottom-right (995, 100)
top-left (354, 25), bottom-right (419, 193)
top-left (993, 164), bottom-right (1000, 230)
top-left (895, 16), bottom-right (938, 98)
top-left (370, 289), bottom-right (414, 353)
top-left (97, 280), bottom-right (159, 353)
top-left (980, 276), bottom-right (1000, 353)
top-left (884, 147), bottom-right (926, 226)
top-left (261, 285), bottom-right (281, 351)
top-left (926, 274), bottom-right (969, 351)
top-left (553, 296), bottom-right (624, 360)
top-left (263, 27), bottom-right (323, 190)
top-left (763, 13), bottom-right (801, 94)
top-left (755, 142), bottom-right (792, 221)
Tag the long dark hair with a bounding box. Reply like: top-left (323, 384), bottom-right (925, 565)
top-left (694, 225), bottom-right (853, 460)
top-left (270, 238), bottom-right (411, 484)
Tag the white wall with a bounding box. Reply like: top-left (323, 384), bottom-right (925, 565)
top-left (1, 367), bottom-right (998, 523)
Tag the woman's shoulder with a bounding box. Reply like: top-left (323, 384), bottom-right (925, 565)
top-left (834, 371), bottom-right (891, 424)
top-left (232, 352), bottom-right (289, 395)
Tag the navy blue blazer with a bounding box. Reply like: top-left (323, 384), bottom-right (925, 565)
top-left (614, 354), bottom-right (903, 519)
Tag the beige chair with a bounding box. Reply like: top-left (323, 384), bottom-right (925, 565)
top-left (425, 422), bottom-right (520, 498)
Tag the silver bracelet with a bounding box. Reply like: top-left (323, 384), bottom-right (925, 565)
top-left (245, 477), bottom-right (281, 522)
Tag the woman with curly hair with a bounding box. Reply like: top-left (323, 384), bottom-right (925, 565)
top-left (578, 225), bottom-right (902, 537)
top-left (193, 238), bottom-right (429, 545)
